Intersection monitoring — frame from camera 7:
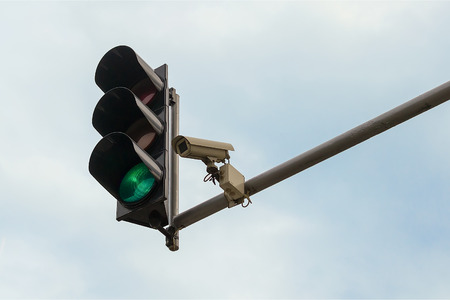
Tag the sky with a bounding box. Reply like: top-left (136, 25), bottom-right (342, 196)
top-left (0, 1), bottom-right (450, 299)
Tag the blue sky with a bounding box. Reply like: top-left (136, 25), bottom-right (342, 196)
top-left (0, 1), bottom-right (449, 298)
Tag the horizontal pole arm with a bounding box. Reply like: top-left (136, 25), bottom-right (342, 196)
top-left (173, 80), bottom-right (450, 230)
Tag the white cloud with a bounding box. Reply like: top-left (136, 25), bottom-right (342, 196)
top-left (0, 236), bottom-right (87, 298)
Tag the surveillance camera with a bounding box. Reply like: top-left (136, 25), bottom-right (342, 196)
top-left (172, 135), bottom-right (234, 163)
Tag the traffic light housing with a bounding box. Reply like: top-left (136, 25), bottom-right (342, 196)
top-left (89, 46), bottom-right (171, 229)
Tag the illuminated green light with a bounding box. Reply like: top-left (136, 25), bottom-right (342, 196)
top-left (119, 162), bottom-right (155, 203)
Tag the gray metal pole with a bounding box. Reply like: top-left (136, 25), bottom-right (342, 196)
top-left (168, 88), bottom-right (180, 251)
top-left (173, 80), bottom-right (450, 230)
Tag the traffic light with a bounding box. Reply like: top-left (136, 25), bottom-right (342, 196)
top-left (88, 45), bottom-right (171, 230)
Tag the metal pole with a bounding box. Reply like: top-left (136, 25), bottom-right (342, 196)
top-left (173, 80), bottom-right (450, 230)
top-left (168, 88), bottom-right (180, 251)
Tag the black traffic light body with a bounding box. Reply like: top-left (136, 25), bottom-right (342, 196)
top-left (89, 46), bottom-right (170, 229)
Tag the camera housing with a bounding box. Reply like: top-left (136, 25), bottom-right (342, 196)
top-left (173, 135), bottom-right (247, 207)
top-left (172, 135), bottom-right (234, 163)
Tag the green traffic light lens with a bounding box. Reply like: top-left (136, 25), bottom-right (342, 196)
top-left (119, 162), bottom-right (156, 204)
